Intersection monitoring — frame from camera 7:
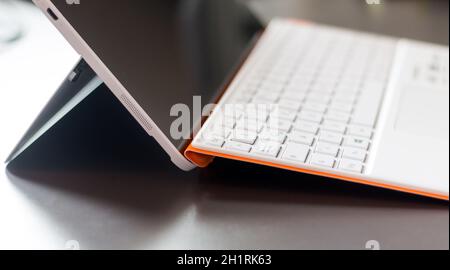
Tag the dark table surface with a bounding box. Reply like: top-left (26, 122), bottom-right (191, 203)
top-left (2, 0), bottom-right (449, 249)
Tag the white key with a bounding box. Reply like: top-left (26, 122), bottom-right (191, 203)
top-left (272, 109), bottom-right (297, 122)
top-left (335, 85), bottom-right (360, 94)
top-left (307, 93), bottom-right (332, 104)
top-left (345, 136), bottom-right (370, 150)
top-left (343, 147), bottom-right (367, 162)
top-left (325, 110), bottom-right (351, 123)
top-left (219, 117), bottom-right (236, 129)
top-left (281, 92), bottom-right (306, 102)
top-left (242, 107), bottom-right (270, 122)
top-left (339, 159), bottom-right (364, 173)
top-left (351, 82), bottom-right (384, 127)
top-left (206, 129), bottom-right (231, 140)
top-left (260, 130), bottom-right (287, 144)
top-left (267, 119), bottom-right (292, 133)
top-left (278, 99), bottom-right (302, 111)
top-left (333, 93), bottom-right (357, 105)
top-left (310, 84), bottom-right (335, 94)
top-left (282, 143), bottom-right (310, 163)
top-left (203, 136), bottom-right (225, 148)
top-left (293, 121), bottom-right (319, 134)
top-left (236, 118), bottom-right (265, 133)
top-left (316, 143), bottom-right (340, 157)
top-left (329, 102), bottom-right (353, 113)
top-left (310, 154), bottom-right (335, 168)
top-left (254, 92), bottom-right (279, 103)
top-left (207, 124), bottom-right (232, 139)
top-left (319, 132), bottom-right (343, 145)
top-left (231, 93), bottom-right (253, 104)
top-left (224, 141), bottom-right (252, 153)
top-left (322, 120), bottom-right (347, 134)
top-left (239, 81), bottom-right (259, 93)
top-left (230, 130), bottom-right (258, 145)
top-left (259, 83), bottom-right (284, 93)
top-left (347, 125), bottom-right (373, 139)
top-left (298, 111), bottom-right (323, 123)
top-left (223, 105), bottom-right (245, 119)
top-left (289, 131), bottom-right (315, 146)
top-left (284, 84), bottom-right (310, 94)
top-left (303, 102), bottom-right (328, 113)
top-left (252, 141), bottom-right (281, 158)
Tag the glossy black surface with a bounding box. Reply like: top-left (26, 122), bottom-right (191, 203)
top-left (51, 0), bottom-right (262, 150)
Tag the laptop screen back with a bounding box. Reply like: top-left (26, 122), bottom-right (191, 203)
top-left (50, 0), bottom-right (262, 150)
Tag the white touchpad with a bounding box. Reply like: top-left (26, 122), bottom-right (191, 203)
top-left (395, 85), bottom-right (449, 139)
top-left (393, 41), bottom-right (449, 140)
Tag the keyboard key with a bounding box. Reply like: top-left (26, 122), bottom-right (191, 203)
top-left (260, 130), bottom-right (287, 144)
top-left (254, 92), bottom-right (279, 103)
top-left (236, 118), bottom-right (265, 133)
top-left (252, 141), bottom-right (281, 158)
top-left (325, 110), bottom-right (351, 123)
top-left (224, 141), bottom-right (252, 153)
top-left (205, 130), bottom-right (231, 141)
top-left (316, 143), bottom-right (339, 157)
top-left (281, 92), bottom-right (306, 102)
top-left (333, 94), bottom-right (357, 105)
top-left (316, 143), bottom-right (340, 157)
top-left (298, 111), bottom-right (323, 123)
top-left (344, 136), bottom-right (370, 150)
top-left (342, 147), bottom-right (367, 162)
top-left (259, 83), bottom-right (284, 93)
top-left (339, 159), bottom-right (364, 173)
top-left (238, 81), bottom-right (260, 92)
top-left (284, 84), bottom-right (310, 94)
top-left (267, 118), bottom-right (292, 133)
top-left (242, 107), bottom-right (270, 122)
top-left (278, 99), bottom-right (302, 111)
top-left (271, 109), bottom-right (297, 122)
top-left (329, 102), bottom-right (353, 113)
top-left (307, 93), bottom-right (332, 104)
top-left (207, 123), bottom-right (232, 138)
top-left (335, 84), bottom-right (360, 94)
top-left (282, 143), bottom-right (310, 163)
top-left (310, 84), bottom-right (335, 94)
top-left (289, 131), bottom-right (315, 146)
top-left (293, 121), bottom-right (319, 134)
top-left (319, 132), bottom-right (343, 145)
top-left (220, 118), bottom-right (236, 129)
top-left (223, 108), bottom-right (244, 120)
top-left (231, 94), bottom-right (253, 104)
top-left (203, 136), bottom-right (225, 148)
top-left (347, 125), bottom-right (373, 139)
top-left (230, 130), bottom-right (258, 145)
top-left (310, 154), bottom-right (335, 168)
top-left (322, 120), bottom-right (347, 134)
top-left (303, 102), bottom-right (328, 113)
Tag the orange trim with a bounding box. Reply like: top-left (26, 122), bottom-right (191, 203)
top-left (185, 145), bottom-right (215, 167)
top-left (185, 145), bottom-right (449, 201)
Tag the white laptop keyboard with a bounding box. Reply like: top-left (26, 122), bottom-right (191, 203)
top-left (193, 20), bottom-right (398, 175)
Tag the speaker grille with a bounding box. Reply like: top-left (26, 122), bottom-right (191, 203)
top-left (119, 94), bottom-right (154, 135)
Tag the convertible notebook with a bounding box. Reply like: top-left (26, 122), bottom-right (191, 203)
top-left (8, 19), bottom-right (449, 201)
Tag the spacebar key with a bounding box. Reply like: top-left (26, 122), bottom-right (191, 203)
top-left (351, 82), bottom-right (385, 127)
